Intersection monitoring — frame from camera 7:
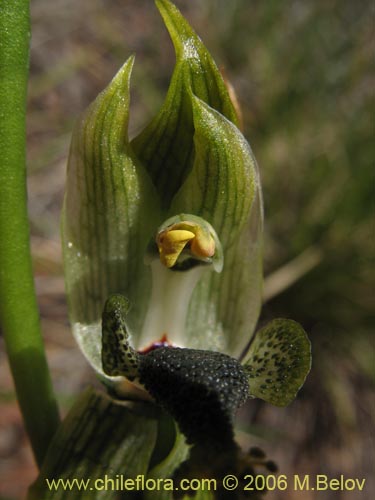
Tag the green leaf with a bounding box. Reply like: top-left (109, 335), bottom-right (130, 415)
top-left (146, 414), bottom-right (214, 500)
top-left (243, 319), bottom-right (312, 406)
top-left (62, 57), bottom-right (160, 379)
top-left (29, 388), bottom-right (159, 499)
top-left (145, 428), bottom-right (190, 500)
top-left (132, 0), bottom-right (239, 209)
top-left (171, 97), bottom-right (263, 355)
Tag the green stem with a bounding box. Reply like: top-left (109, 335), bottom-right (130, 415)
top-left (0, 0), bottom-right (60, 466)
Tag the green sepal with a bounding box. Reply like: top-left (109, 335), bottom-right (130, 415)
top-left (62, 57), bottom-right (160, 377)
top-left (171, 97), bottom-right (257, 247)
top-left (131, 0), bottom-right (239, 209)
top-left (243, 319), bottom-right (311, 406)
top-left (171, 97), bottom-right (263, 355)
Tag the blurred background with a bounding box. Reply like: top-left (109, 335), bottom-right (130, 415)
top-left (0, 0), bottom-right (373, 498)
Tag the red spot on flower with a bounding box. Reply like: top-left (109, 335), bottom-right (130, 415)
top-left (139, 334), bottom-right (172, 354)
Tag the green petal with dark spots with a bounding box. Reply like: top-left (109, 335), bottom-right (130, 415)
top-left (243, 319), bottom-right (311, 406)
top-left (101, 295), bottom-right (140, 380)
top-left (131, 0), bottom-right (239, 209)
top-left (62, 57), bottom-right (160, 380)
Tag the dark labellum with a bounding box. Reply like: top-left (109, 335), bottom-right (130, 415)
top-left (138, 346), bottom-right (249, 449)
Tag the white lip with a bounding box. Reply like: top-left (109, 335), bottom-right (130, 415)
top-left (137, 260), bottom-right (207, 350)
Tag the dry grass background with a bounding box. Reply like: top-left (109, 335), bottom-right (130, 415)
top-left (0, 0), bottom-right (373, 498)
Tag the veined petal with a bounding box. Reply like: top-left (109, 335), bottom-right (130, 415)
top-left (171, 97), bottom-right (258, 247)
top-left (170, 97), bottom-right (263, 356)
top-left (131, 0), bottom-right (239, 209)
top-left (62, 57), bottom-right (160, 379)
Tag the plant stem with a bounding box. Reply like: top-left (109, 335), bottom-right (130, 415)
top-left (0, 0), bottom-right (60, 466)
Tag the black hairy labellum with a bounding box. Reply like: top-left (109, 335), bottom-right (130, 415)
top-left (138, 346), bottom-right (249, 449)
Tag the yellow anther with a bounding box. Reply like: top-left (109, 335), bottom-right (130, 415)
top-left (156, 220), bottom-right (217, 269)
top-left (157, 229), bottom-right (195, 268)
top-left (190, 226), bottom-right (215, 258)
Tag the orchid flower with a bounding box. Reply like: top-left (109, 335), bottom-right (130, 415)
top-left (62, 0), bottom-right (310, 443)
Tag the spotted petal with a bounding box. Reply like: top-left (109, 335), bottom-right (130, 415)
top-left (243, 319), bottom-right (311, 406)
